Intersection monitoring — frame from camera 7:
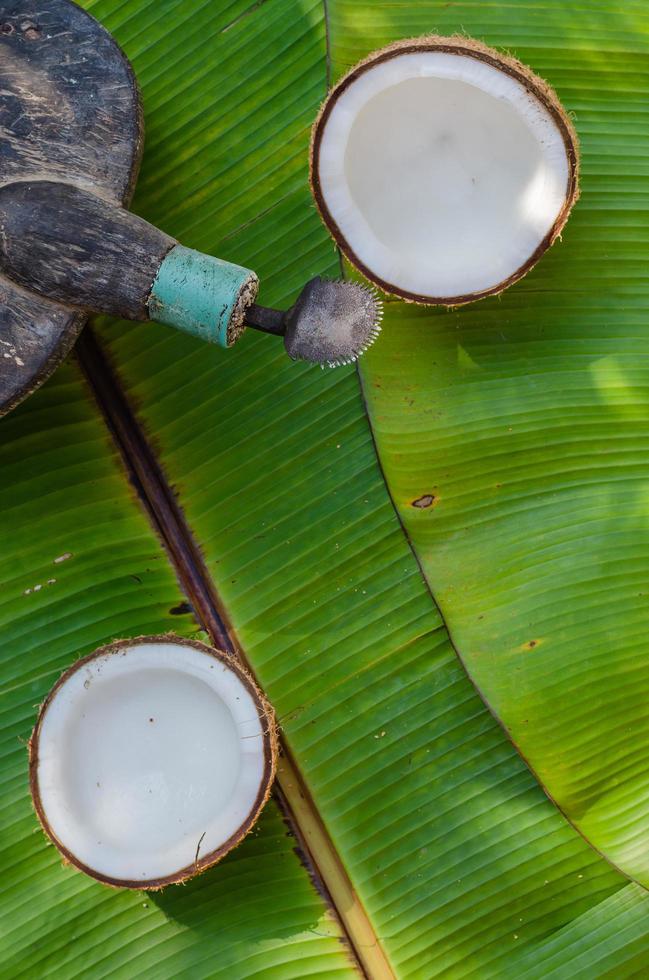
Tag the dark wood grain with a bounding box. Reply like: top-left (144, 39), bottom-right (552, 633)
top-left (0, 0), bottom-right (142, 415)
top-left (0, 181), bottom-right (175, 319)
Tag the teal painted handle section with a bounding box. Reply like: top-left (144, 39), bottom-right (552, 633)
top-left (148, 245), bottom-right (258, 348)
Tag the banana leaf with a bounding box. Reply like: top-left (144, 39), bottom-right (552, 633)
top-left (1, 0), bottom-right (648, 975)
top-left (0, 362), bottom-right (356, 977)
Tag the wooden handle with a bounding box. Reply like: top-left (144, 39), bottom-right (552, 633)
top-left (0, 180), bottom-right (173, 319)
top-left (0, 180), bottom-right (258, 346)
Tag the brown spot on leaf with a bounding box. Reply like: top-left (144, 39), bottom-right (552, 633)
top-left (411, 494), bottom-right (437, 509)
top-left (170, 601), bottom-right (193, 616)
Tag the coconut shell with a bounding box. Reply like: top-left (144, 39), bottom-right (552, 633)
top-left (310, 35), bottom-right (580, 306)
top-left (29, 633), bottom-right (277, 889)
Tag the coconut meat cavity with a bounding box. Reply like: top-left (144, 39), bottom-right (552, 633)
top-left (32, 639), bottom-right (273, 886)
top-left (314, 46), bottom-right (576, 302)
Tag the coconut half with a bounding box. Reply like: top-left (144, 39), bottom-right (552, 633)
top-left (311, 36), bottom-right (579, 305)
top-left (29, 636), bottom-right (276, 889)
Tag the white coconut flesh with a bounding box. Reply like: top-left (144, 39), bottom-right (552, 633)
top-left (32, 640), bottom-right (272, 885)
top-left (315, 49), bottom-right (575, 301)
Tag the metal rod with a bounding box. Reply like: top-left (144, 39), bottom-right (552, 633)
top-left (244, 303), bottom-right (286, 336)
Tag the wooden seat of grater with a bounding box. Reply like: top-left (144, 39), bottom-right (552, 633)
top-left (0, 0), bottom-right (142, 416)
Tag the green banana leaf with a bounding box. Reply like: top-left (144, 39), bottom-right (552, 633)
top-left (0, 362), bottom-right (355, 978)
top-left (353, 0), bottom-right (649, 889)
top-left (2, 0), bottom-right (649, 975)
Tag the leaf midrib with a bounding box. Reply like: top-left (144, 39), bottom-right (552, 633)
top-left (77, 326), bottom-right (394, 980)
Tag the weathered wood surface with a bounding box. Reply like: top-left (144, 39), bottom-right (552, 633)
top-left (0, 181), bottom-right (174, 319)
top-left (0, 0), bottom-right (142, 415)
